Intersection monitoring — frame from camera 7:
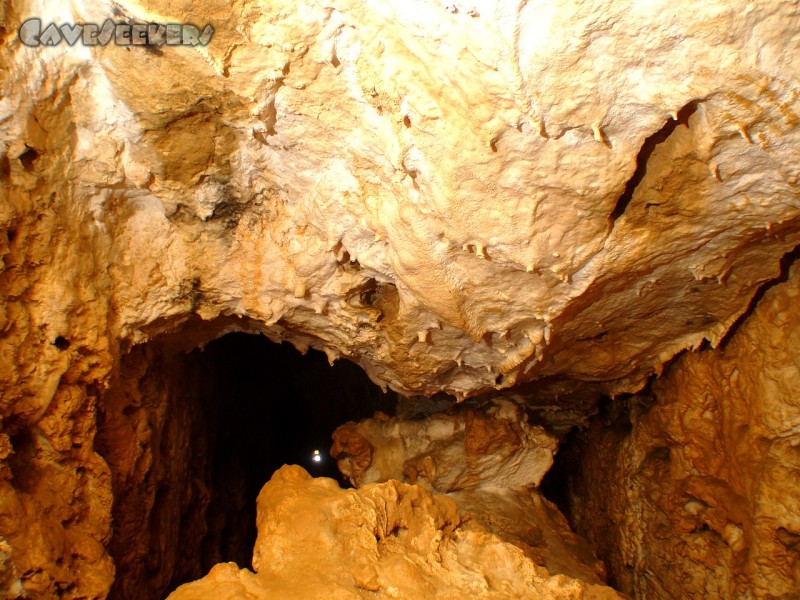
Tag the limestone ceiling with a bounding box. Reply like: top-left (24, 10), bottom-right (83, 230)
top-left (2, 0), bottom-right (799, 398)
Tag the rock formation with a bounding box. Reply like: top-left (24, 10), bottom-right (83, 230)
top-left (563, 258), bottom-right (800, 598)
top-left (331, 397), bottom-right (557, 490)
top-left (327, 397), bottom-right (610, 587)
top-left (0, 0), bottom-right (798, 597)
top-left (167, 465), bottom-right (622, 600)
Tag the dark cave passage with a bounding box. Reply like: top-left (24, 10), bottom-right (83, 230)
top-left (96, 329), bottom-right (396, 600)
top-left (198, 333), bottom-right (397, 569)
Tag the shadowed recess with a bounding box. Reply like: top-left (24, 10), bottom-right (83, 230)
top-left (97, 331), bottom-right (396, 600)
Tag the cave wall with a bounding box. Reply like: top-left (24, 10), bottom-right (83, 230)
top-left (95, 340), bottom-right (214, 599)
top-left (566, 259), bottom-right (800, 598)
top-left (0, 0), bottom-right (799, 597)
top-left (94, 328), bottom-right (400, 600)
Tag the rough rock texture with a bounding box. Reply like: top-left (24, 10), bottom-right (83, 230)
top-left (3, 0), bottom-right (799, 401)
top-left (95, 337), bottom-right (215, 599)
top-left (168, 465), bottom-right (623, 600)
top-left (328, 399), bottom-right (610, 589)
top-left (450, 487), bottom-right (608, 586)
top-left (1, 0), bottom-right (799, 597)
top-left (564, 259), bottom-right (800, 599)
top-left (332, 397), bottom-right (557, 490)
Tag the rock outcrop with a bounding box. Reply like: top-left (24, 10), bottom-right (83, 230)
top-left (327, 397), bottom-right (609, 589)
top-left (167, 465), bottom-right (623, 600)
top-left (450, 487), bottom-right (608, 586)
top-left (331, 397), bottom-right (557, 491)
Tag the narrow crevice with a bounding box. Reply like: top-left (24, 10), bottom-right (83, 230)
top-left (18, 146), bottom-right (40, 172)
top-left (716, 243), bottom-right (800, 351)
top-left (609, 101), bottom-right (699, 222)
top-left (539, 392), bottom-right (660, 596)
top-left (540, 393), bottom-right (637, 516)
top-left (539, 426), bottom-right (581, 520)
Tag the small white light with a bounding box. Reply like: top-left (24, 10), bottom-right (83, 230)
top-left (312, 449), bottom-right (322, 463)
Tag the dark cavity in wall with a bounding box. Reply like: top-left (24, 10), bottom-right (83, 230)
top-left (96, 329), bottom-right (396, 600)
top-left (539, 395), bottom-right (636, 517)
top-left (609, 101), bottom-right (699, 223)
top-left (538, 392), bottom-right (656, 593)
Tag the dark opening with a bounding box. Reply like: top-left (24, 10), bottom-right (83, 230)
top-left (18, 146), bottom-right (40, 172)
top-left (98, 330), bottom-right (396, 600)
top-left (609, 101), bottom-right (699, 222)
top-left (53, 336), bottom-right (70, 350)
top-left (538, 427), bottom-right (580, 519)
top-left (0, 154), bottom-right (10, 179)
top-left (539, 395), bottom-right (637, 522)
top-left (7, 428), bottom-right (36, 493)
top-left (198, 333), bottom-right (396, 568)
top-left (538, 392), bottom-right (658, 593)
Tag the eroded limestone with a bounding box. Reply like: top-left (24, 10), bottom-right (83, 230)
top-left (167, 465), bottom-right (623, 600)
top-left (331, 397), bottom-right (557, 491)
top-left (566, 260), bottom-right (800, 598)
top-left (1, 0), bottom-right (799, 596)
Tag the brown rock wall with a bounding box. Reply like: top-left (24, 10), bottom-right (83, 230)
top-left (567, 259), bottom-right (800, 598)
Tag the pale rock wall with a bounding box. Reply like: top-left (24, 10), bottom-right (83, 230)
top-left (567, 259), bottom-right (800, 599)
top-left (3, 0), bottom-right (799, 400)
top-left (167, 465), bottom-right (623, 600)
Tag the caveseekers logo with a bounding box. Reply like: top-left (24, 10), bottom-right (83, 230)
top-left (18, 17), bottom-right (214, 47)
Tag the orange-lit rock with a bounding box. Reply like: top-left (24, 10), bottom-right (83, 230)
top-left (0, 0), bottom-right (799, 597)
top-left (167, 466), bottom-right (623, 600)
top-left (566, 260), bottom-right (800, 598)
top-left (332, 397), bottom-right (557, 491)
top-left (450, 487), bottom-right (609, 586)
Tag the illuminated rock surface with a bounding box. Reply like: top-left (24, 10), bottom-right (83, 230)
top-left (3, 0), bottom-right (799, 400)
top-left (564, 259), bottom-right (800, 598)
top-left (332, 397), bottom-right (557, 490)
top-left (166, 465), bottom-right (622, 600)
top-left (0, 0), bottom-right (799, 597)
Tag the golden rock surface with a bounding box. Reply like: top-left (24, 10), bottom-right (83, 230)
top-left (1, 0), bottom-right (799, 597)
top-left (167, 465), bottom-right (623, 600)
